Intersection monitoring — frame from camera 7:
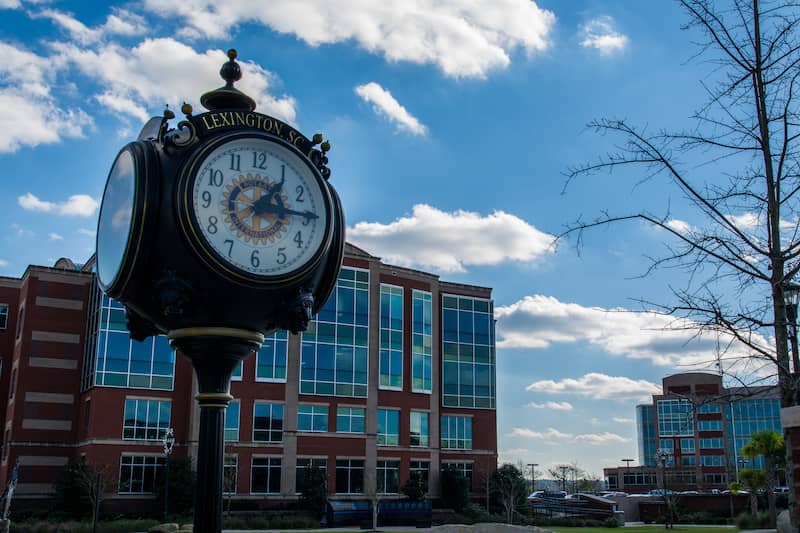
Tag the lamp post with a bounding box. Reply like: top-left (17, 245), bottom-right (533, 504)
top-left (527, 463), bottom-right (538, 493)
top-left (163, 428), bottom-right (175, 518)
top-left (621, 458), bottom-right (634, 493)
top-left (784, 283), bottom-right (800, 374)
top-left (655, 449), bottom-right (672, 529)
top-left (736, 457), bottom-right (748, 484)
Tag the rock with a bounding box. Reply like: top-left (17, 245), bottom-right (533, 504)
top-left (777, 509), bottom-right (791, 533)
top-left (432, 524), bottom-right (553, 533)
top-left (148, 524), bottom-right (179, 533)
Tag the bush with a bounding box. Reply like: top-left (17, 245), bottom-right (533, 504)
top-left (440, 467), bottom-right (470, 512)
top-left (735, 511), bottom-right (771, 529)
top-left (10, 519), bottom-right (161, 533)
top-left (603, 517), bottom-right (621, 527)
top-left (154, 456), bottom-right (195, 516)
top-left (299, 464), bottom-right (327, 517)
top-left (402, 471), bottom-right (428, 502)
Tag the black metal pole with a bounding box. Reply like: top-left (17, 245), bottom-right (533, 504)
top-left (169, 329), bottom-right (262, 533)
top-left (92, 473), bottom-right (101, 533)
top-left (164, 458), bottom-right (170, 518)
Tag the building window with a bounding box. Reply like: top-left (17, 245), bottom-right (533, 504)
top-left (118, 455), bottom-right (164, 494)
top-left (377, 460), bottom-right (400, 494)
top-left (698, 420), bottom-right (722, 431)
top-left (223, 455), bottom-right (237, 495)
top-left (698, 403), bottom-right (722, 413)
top-left (251, 457), bottom-right (281, 494)
top-left (680, 438), bottom-right (695, 453)
top-left (256, 331), bottom-right (288, 382)
top-left (231, 361), bottom-right (243, 381)
top-left (298, 405), bottom-right (328, 432)
top-left (442, 462), bottom-right (473, 489)
top-left (441, 415), bottom-right (472, 450)
top-left (377, 409), bottom-right (400, 446)
top-left (657, 399), bottom-right (694, 436)
top-left (94, 296), bottom-right (175, 390)
top-left (441, 294), bottom-right (495, 408)
top-left (410, 460), bottom-right (430, 491)
top-left (607, 474), bottom-right (618, 489)
top-left (296, 458), bottom-right (327, 494)
top-left (301, 268), bottom-right (369, 397)
top-left (379, 285), bottom-right (403, 389)
top-left (122, 399), bottom-right (171, 440)
top-left (0, 304), bottom-right (8, 330)
top-left (727, 398), bottom-right (782, 470)
top-left (225, 401), bottom-right (240, 441)
top-left (699, 438), bottom-right (723, 449)
top-left (335, 459), bottom-right (364, 494)
top-left (622, 472), bottom-right (658, 485)
top-left (704, 473), bottom-right (727, 484)
top-left (336, 407), bottom-right (365, 433)
top-left (253, 402), bottom-right (283, 443)
top-left (701, 455), bottom-right (725, 467)
top-left (410, 411), bottom-right (429, 447)
top-left (681, 456), bottom-right (697, 466)
top-left (412, 290), bottom-right (432, 393)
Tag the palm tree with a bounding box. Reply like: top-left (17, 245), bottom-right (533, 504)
top-left (740, 430), bottom-right (785, 528)
top-left (738, 469), bottom-right (766, 517)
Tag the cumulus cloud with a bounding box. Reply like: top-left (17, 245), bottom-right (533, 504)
top-left (495, 294), bottom-right (767, 368)
top-left (510, 427), bottom-right (630, 445)
top-left (527, 401), bottom-right (573, 411)
top-left (48, 232), bottom-right (63, 241)
top-left (0, 0), bottom-right (20, 8)
top-left (0, 259), bottom-right (8, 268)
top-left (355, 82), bottom-right (427, 135)
top-left (0, 42), bottom-right (93, 152)
top-left (613, 417), bottom-right (633, 423)
top-left (579, 16), bottom-right (628, 55)
top-left (33, 8), bottom-right (147, 44)
top-left (348, 204), bottom-right (554, 273)
top-left (78, 228), bottom-right (96, 237)
top-left (50, 38), bottom-right (296, 124)
top-left (18, 192), bottom-right (99, 216)
top-left (666, 219), bottom-right (694, 233)
top-left (526, 373), bottom-right (661, 402)
top-left (142, 0), bottom-right (555, 78)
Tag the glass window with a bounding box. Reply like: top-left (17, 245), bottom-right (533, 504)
top-left (699, 438), bottom-right (723, 449)
top-left (701, 455), bottom-right (725, 467)
top-left (118, 455), bottom-right (164, 494)
top-left (698, 403), bottom-right (722, 413)
top-left (301, 268), bottom-right (369, 397)
top-left (377, 409), bottom-right (400, 446)
top-left (336, 407), bottom-right (365, 433)
top-left (231, 361), bottom-right (243, 381)
top-left (298, 405), bottom-right (328, 432)
top-left (442, 462), bottom-right (473, 490)
top-left (410, 460), bottom-right (430, 492)
top-left (335, 459), bottom-right (364, 494)
top-left (680, 438), bottom-right (695, 453)
top-left (441, 294), bottom-right (495, 408)
top-left (410, 411), bottom-right (429, 447)
top-left (441, 415), bottom-right (472, 450)
top-left (122, 399), bottom-right (171, 440)
top-left (377, 460), bottom-right (400, 494)
top-left (699, 420), bottom-right (722, 431)
top-left (657, 399), bottom-right (694, 436)
top-left (251, 457), bottom-right (281, 494)
top-left (256, 331), bottom-right (288, 382)
top-left (296, 458), bottom-right (327, 494)
top-left (94, 295), bottom-right (176, 390)
top-left (253, 402), bottom-right (284, 443)
top-left (0, 304), bottom-right (8, 330)
top-left (225, 401), bottom-right (240, 441)
top-left (380, 285), bottom-right (403, 389)
top-left (412, 290), bottom-right (433, 393)
top-left (224, 455), bottom-right (237, 495)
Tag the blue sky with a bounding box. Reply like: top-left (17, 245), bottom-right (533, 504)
top-left (0, 0), bottom-right (745, 477)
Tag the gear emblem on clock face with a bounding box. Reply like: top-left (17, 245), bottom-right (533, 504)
top-left (222, 174), bottom-right (290, 245)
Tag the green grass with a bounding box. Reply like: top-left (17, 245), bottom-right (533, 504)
top-left (551, 528), bottom-right (737, 533)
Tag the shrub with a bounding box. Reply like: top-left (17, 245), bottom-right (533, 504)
top-left (402, 471), bottom-right (427, 502)
top-left (440, 467), bottom-right (470, 512)
top-left (154, 456), bottom-right (195, 516)
top-left (735, 511), bottom-right (771, 529)
top-left (299, 464), bottom-right (328, 517)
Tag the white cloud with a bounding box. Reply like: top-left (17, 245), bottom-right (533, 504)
top-left (0, 259), bottom-right (8, 268)
top-left (48, 232), bottom-right (63, 241)
top-left (142, 0), bottom-right (556, 78)
top-left (32, 8), bottom-right (148, 45)
top-left (666, 219), bottom-right (693, 233)
top-left (510, 427), bottom-right (629, 445)
top-left (18, 192), bottom-right (99, 216)
top-left (613, 417), bottom-right (633, 423)
top-left (498, 448), bottom-right (530, 464)
top-left (579, 16), bottom-right (628, 55)
top-left (78, 228), bottom-right (96, 237)
top-left (348, 204), bottom-right (554, 273)
top-left (50, 38), bottom-right (297, 124)
top-left (0, 0), bottom-right (20, 8)
top-left (527, 401), bottom-right (573, 411)
top-left (495, 294), bottom-right (767, 368)
top-left (355, 82), bottom-right (427, 135)
top-left (0, 42), bottom-right (93, 152)
top-left (526, 373), bottom-right (661, 402)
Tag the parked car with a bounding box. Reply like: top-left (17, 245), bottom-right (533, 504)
top-left (774, 487), bottom-right (790, 493)
top-left (601, 491), bottom-right (628, 498)
top-left (528, 490), bottom-right (567, 500)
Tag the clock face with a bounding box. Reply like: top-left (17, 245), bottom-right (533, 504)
top-left (190, 136), bottom-right (330, 279)
top-left (97, 148), bottom-right (136, 290)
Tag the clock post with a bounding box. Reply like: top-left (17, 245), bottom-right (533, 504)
top-left (95, 49), bottom-right (344, 533)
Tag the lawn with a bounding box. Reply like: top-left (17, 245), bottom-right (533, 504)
top-left (551, 528), bottom-right (737, 533)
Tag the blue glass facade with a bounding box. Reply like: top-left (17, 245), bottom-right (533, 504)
top-left (657, 399), bottom-right (694, 436)
top-left (726, 397), bottom-right (781, 470)
top-left (379, 284), bottom-right (403, 389)
top-left (412, 290), bottom-right (433, 393)
top-left (637, 404), bottom-right (657, 467)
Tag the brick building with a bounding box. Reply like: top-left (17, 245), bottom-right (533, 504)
top-left (0, 244), bottom-right (497, 512)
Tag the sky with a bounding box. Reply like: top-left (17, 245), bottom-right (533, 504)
top-left (0, 0), bottom-right (756, 478)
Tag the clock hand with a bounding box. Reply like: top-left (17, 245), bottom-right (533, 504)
top-left (259, 203), bottom-right (319, 220)
top-left (250, 177), bottom-right (285, 216)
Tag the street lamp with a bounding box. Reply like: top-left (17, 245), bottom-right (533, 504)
top-left (655, 449), bottom-right (672, 530)
top-left (783, 282), bottom-right (800, 373)
top-left (527, 463), bottom-right (538, 493)
top-left (163, 428), bottom-right (175, 518)
top-left (621, 459), bottom-right (634, 492)
top-left (736, 457), bottom-right (749, 484)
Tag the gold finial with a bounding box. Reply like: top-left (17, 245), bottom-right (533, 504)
top-left (312, 133), bottom-right (324, 145)
top-left (227, 49), bottom-right (237, 60)
top-left (163, 106), bottom-right (175, 120)
top-left (181, 102), bottom-right (193, 115)
top-left (321, 141), bottom-right (331, 153)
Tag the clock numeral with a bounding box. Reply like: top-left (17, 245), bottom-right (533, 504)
top-left (293, 231), bottom-right (304, 249)
top-left (252, 152), bottom-right (267, 170)
top-left (250, 249), bottom-right (260, 268)
top-left (202, 191), bottom-right (212, 208)
top-left (230, 153), bottom-right (241, 171)
top-left (277, 247), bottom-right (287, 265)
top-left (295, 185), bottom-right (305, 202)
top-left (207, 168), bottom-right (223, 187)
top-left (207, 216), bottom-right (218, 234)
top-left (224, 239), bottom-right (234, 257)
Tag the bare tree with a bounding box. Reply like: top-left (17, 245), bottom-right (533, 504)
top-left (490, 464), bottom-right (528, 524)
top-left (548, 464), bottom-right (571, 493)
top-left (562, 2), bottom-right (800, 529)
